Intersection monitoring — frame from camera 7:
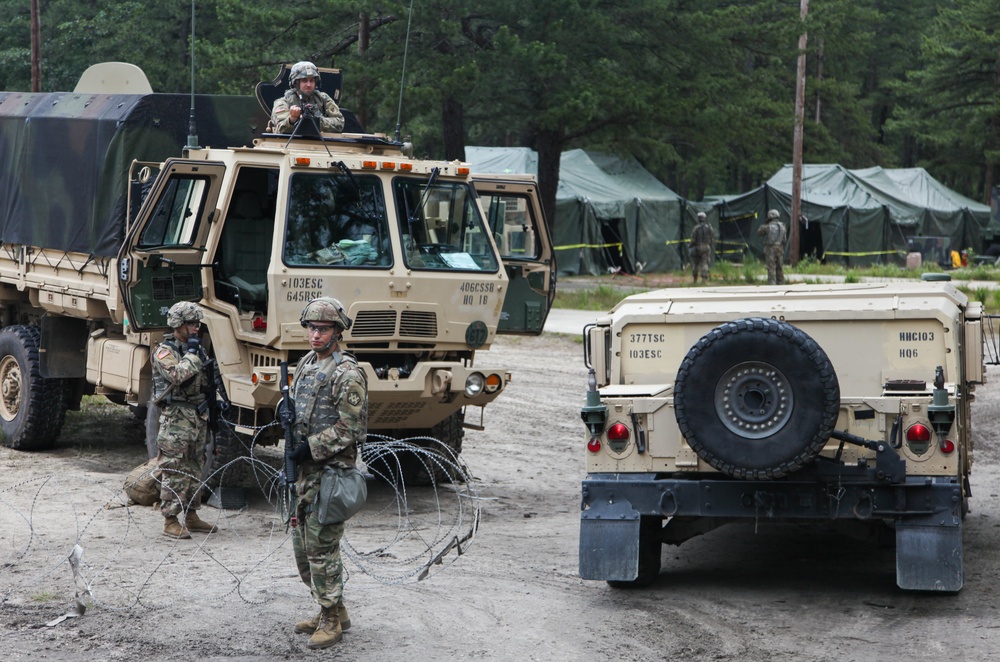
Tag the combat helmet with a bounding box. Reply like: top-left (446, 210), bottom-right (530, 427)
top-left (166, 301), bottom-right (204, 329)
top-left (289, 61), bottom-right (320, 88)
top-left (696, 212), bottom-right (707, 221)
top-left (300, 297), bottom-right (352, 331)
top-left (767, 209), bottom-right (780, 220)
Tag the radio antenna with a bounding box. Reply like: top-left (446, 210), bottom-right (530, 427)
top-left (394, 0), bottom-right (415, 143)
top-left (186, 0), bottom-right (200, 149)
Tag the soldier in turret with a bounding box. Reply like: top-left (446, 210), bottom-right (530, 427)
top-left (151, 301), bottom-right (219, 539)
top-left (271, 61), bottom-right (345, 134)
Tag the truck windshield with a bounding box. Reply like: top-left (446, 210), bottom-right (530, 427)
top-left (283, 172), bottom-right (391, 268)
top-left (393, 177), bottom-right (500, 272)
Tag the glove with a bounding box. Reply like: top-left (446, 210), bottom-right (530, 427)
top-left (277, 398), bottom-right (295, 429)
top-left (289, 442), bottom-right (312, 462)
top-left (187, 337), bottom-right (201, 354)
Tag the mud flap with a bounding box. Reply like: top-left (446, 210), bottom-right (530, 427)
top-left (579, 501), bottom-right (641, 581)
top-left (895, 523), bottom-right (963, 592)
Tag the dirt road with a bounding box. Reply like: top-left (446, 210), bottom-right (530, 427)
top-left (3, 332), bottom-right (1000, 661)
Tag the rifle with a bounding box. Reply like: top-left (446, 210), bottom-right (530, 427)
top-left (200, 352), bottom-right (230, 433)
top-left (279, 361), bottom-right (300, 527)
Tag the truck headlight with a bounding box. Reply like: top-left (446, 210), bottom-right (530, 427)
top-left (465, 372), bottom-right (485, 397)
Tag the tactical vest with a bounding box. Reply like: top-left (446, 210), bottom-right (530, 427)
top-left (151, 336), bottom-right (208, 407)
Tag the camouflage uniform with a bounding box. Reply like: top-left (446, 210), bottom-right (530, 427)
top-left (272, 89), bottom-right (345, 134)
top-left (151, 334), bottom-right (208, 516)
top-left (689, 217), bottom-right (715, 283)
top-left (291, 349), bottom-right (368, 609)
top-left (757, 213), bottom-right (787, 285)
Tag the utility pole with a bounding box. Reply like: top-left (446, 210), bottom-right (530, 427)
top-left (30, 0), bottom-right (41, 92)
top-left (790, 0), bottom-right (809, 264)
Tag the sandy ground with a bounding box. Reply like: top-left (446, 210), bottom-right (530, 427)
top-left (4, 332), bottom-right (1000, 661)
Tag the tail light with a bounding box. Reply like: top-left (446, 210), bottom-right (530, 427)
top-left (587, 438), bottom-right (601, 453)
top-left (906, 423), bottom-right (931, 443)
top-left (940, 439), bottom-right (956, 454)
top-left (607, 423), bottom-right (629, 442)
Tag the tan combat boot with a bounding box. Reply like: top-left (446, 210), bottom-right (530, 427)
top-left (163, 515), bottom-right (191, 539)
top-left (307, 605), bottom-right (343, 649)
top-left (294, 603), bottom-right (350, 635)
top-left (294, 608), bottom-right (322, 635)
top-left (185, 510), bottom-right (218, 533)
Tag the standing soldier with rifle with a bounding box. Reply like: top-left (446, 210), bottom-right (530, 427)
top-left (151, 301), bottom-right (220, 539)
top-left (270, 61), bottom-right (345, 134)
top-left (689, 212), bottom-right (714, 283)
top-left (278, 297), bottom-right (368, 650)
top-left (757, 209), bottom-right (788, 285)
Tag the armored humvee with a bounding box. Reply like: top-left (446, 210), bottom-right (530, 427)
top-left (0, 63), bottom-right (554, 484)
top-left (579, 280), bottom-right (989, 592)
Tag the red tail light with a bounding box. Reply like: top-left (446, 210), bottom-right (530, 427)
top-left (587, 437), bottom-right (601, 453)
top-left (906, 423), bottom-right (931, 442)
top-left (607, 423), bottom-right (630, 441)
top-left (940, 439), bottom-right (956, 454)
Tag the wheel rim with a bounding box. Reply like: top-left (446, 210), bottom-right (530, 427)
top-left (714, 361), bottom-right (793, 439)
top-left (0, 355), bottom-right (22, 422)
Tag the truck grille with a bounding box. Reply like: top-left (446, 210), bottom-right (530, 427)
top-left (400, 310), bottom-right (437, 337)
top-left (352, 310), bottom-right (397, 337)
top-left (351, 310), bottom-right (438, 339)
top-left (369, 401), bottom-right (425, 425)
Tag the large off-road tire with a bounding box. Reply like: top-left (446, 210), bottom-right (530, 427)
top-left (607, 516), bottom-right (663, 589)
top-left (368, 411), bottom-right (466, 486)
top-left (202, 412), bottom-right (250, 489)
top-left (674, 317), bottom-right (840, 479)
top-left (0, 325), bottom-right (70, 450)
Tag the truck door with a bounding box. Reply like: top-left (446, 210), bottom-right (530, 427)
top-left (118, 160), bottom-right (225, 329)
top-left (473, 176), bottom-right (556, 335)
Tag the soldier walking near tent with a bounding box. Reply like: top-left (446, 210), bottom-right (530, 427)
top-left (689, 212), bottom-right (714, 283)
top-left (757, 209), bottom-right (787, 285)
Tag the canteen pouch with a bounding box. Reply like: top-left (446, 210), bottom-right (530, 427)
top-left (315, 465), bottom-right (368, 524)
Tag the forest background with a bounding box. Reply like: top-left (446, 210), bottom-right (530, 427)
top-left (2, 0), bottom-right (999, 225)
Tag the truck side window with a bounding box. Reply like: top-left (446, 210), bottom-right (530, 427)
top-left (283, 172), bottom-right (391, 268)
top-left (138, 176), bottom-right (208, 248)
top-left (393, 178), bottom-right (500, 272)
top-left (483, 193), bottom-right (539, 259)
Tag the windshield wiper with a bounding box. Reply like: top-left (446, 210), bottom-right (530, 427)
top-left (407, 167), bottom-right (440, 227)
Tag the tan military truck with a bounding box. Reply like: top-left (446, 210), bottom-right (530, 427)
top-left (579, 280), bottom-right (987, 592)
top-left (0, 63), bottom-right (554, 485)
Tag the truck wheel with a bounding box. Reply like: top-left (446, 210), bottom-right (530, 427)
top-left (369, 411), bottom-right (465, 486)
top-left (0, 326), bottom-right (67, 450)
top-left (203, 416), bottom-right (250, 489)
top-left (674, 317), bottom-right (840, 479)
top-left (607, 516), bottom-right (662, 589)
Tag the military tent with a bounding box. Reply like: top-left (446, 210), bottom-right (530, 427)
top-left (467, 146), bottom-right (687, 275)
top-left (711, 164), bottom-right (990, 266)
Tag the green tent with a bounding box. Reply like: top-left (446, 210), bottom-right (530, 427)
top-left (467, 147), bottom-right (686, 275)
top-left (709, 164), bottom-right (990, 267)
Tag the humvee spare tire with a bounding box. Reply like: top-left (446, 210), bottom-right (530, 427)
top-left (674, 317), bottom-right (839, 479)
